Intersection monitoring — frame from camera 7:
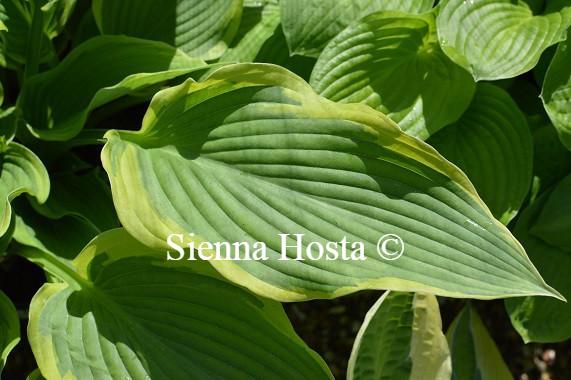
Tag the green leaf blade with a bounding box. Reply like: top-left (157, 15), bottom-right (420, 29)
top-left (542, 28), bottom-right (571, 150)
top-left (0, 290), bottom-right (19, 375)
top-left (28, 229), bottom-right (333, 380)
top-left (102, 63), bottom-right (558, 302)
top-left (92, 0), bottom-right (243, 60)
top-left (429, 84), bottom-right (533, 224)
top-left (281, 0), bottom-right (434, 57)
top-left (310, 11), bottom-right (475, 140)
top-left (19, 35), bottom-right (209, 141)
top-left (437, 0), bottom-right (571, 81)
top-left (348, 292), bottom-right (451, 380)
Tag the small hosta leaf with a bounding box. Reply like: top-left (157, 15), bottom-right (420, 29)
top-left (19, 36), bottom-right (209, 141)
top-left (92, 0), bottom-right (243, 60)
top-left (0, 290), bottom-right (19, 375)
top-left (0, 142), bottom-right (49, 237)
top-left (310, 11), bottom-right (475, 140)
top-left (437, 0), bottom-right (571, 80)
top-left (447, 305), bottom-right (511, 380)
top-left (348, 292), bottom-right (451, 380)
top-left (102, 63), bottom-right (558, 302)
top-left (506, 184), bottom-right (571, 343)
top-left (28, 229), bottom-right (333, 380)
top-left (542, 28), bottom-right (571, 150)
top-left (281, 0), bottom-right (434, 57)
top-left (429, 84), bottom-right (533, 224)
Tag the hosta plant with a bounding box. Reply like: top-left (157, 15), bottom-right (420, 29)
top-left (0, 0), bottom-right (571, 379)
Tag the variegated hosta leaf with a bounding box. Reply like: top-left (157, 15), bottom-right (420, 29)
top-left (0, 290), bottom-right (19, 375)
top-left (542, 28), bottom-right (571, 150)
top-left (310, 11), bottom-right (475, 140)
top-left (437, 0), bottom-right (571, 81)
top-left (348, 292), bottom-right (451, 380)
top-left (429, 84), bottom-right (532, 224)
top-left (280, 0), bottom-right (434, 57)
top-left (0, 142), bottom-right (49, 237)
top-left (505, 182), bottom-right (571, 343)
top-left (19, 36), bottom-right (209, 141)
top-left (220, 0), bottom-right (280, 63)
top-left (101, 63), bottom-right (559, 302)
top-left (447, 305), bottom-right (511, 380)
top-left (92, 0), bottom-right (243, 60)
top-left (28, 229), bottom-right (333, 380)
top-left (0, 0), bottom-right (76, 67)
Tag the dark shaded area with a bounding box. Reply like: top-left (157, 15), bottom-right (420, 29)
top-left (285, 292), bottom-right (571, 379)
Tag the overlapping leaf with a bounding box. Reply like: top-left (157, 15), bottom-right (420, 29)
top-left (429, 84), bottom-right (532, 224)
top-left (0, 142), bottom-right (49, 237)
top-left (19, 36), bottom-right (209, 141)
top-left (280, 0), bottom-right (434, 57)
top-left (220, 0), bottom-right (280, 63)
top-left (437, 0), bottom-right (571, 80)
top-left (27, 229), bottom-right (332, 380)
top-left (92, 0), bottom-right (243, 60)
top-left (0, 0), bottom-right (76, 67)
top-left (310, 11), bottom-right (475, 140)
top-left (542, 28), bottom-right (571, 150)
top-left (102, 63), bottom-right (558, 302)
top-left (505, 182), bottom-right (571, 343)
top-left (347, 292), bottom-right (450, 380)
top-left (447, 305), bottom-right (511, 380)
top-left (0, 290), bottom-right (19, 375)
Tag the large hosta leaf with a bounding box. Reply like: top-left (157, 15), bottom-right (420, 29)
top-left (19, 36), bottom-right (209, 141)
top-left (347, 292), bottom-right (450, 380)
top-left (447, 304), bottom-right (511, 380)
top-left (280, 0), bottom-right (434, 57)
top-left (506, 181), bottom-right (571, 343)
top-left (0, 290), bottom-right (19, 374)
top-left (542, 28), bottom-right (571, 150)
top-left (429, 84), bottom-right (532, 224)
top-left (0, 142), bottom-right (49, 237)
top-left (101, 63), bottom-right (558, 302)
top-left (28, 229), bottom-right (332, 380)
top-left (437, 0), bottom-right (571, 80)
top-left (92, 0), bottom-right (243, 60)
top-left (310, 11), bottom-right (475, 140)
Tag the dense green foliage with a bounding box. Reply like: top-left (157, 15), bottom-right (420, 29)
top-left (0, 0), bottom-right (570, 379)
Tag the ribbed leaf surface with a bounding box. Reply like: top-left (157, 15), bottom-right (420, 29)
top-left (437, 0), bottom-right (571, 80)
top-left (347, 292), bottom-right (450, 380)
top-left (28, 229), bottom-right (332, 380)
top-left (19, 36), bottom-right (208, 141)
top-left (310, 11), bottom-right (475, 140)
top-left (92, 0), bottom-right (243, 60)
top-left (281, 0), bottom-right (434, 57)
top-left (429, 84), bottom-right (532, 224)
top-left (542, 28), bottom-right (571, 150)
top-left (102, 63), bottom-right (558, 302)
